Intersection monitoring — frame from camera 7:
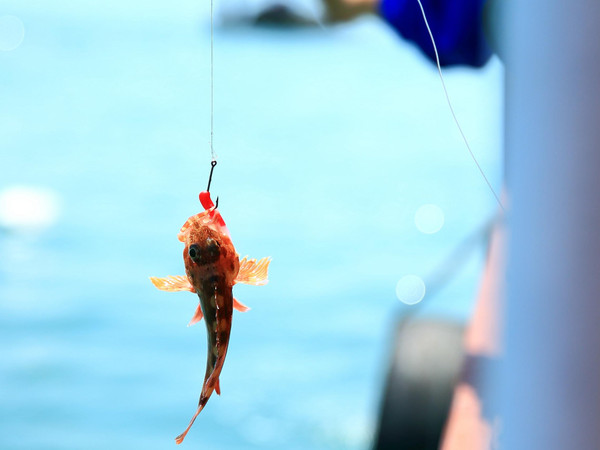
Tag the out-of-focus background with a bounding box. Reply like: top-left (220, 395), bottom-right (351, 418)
top-left (0, 1), bottom-right (502, 448)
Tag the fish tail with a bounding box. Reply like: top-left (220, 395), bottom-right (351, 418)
top-left (174, 394), bottom-right (211, 445)
top-left (175, 367), bottom-right (223, 443)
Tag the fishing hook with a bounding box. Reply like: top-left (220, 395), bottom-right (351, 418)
top-left (206, 160), bottom-right (217, 192)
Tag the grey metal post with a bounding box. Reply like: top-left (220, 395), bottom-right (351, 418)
top-left (501, 1), bottom-right (600, 448)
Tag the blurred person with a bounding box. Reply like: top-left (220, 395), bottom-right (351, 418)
top-left (240, 0), bottom-right (503, 446)
top-left (323, 0), bottom-right (495, 67)
top-left (319, 1), bottom-right (504, 448)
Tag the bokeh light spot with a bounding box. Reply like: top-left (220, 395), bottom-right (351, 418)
top-left (0, 185), bottom-right (61, 230)
top-left (395, 275), bottom-right (426, 305)
top-left (415, 203), bottom-right (445, 234)
top-left (0, 15), bottom-right (25, 52)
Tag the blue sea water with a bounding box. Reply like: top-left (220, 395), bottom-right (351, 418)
top-left (0, 2), bottom-right (503, 449)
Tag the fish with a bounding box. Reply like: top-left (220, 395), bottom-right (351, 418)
top-left (150, 190), bottom-right (270, 444)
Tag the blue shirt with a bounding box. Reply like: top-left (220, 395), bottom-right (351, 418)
top-left (379, 0), bottom-right (492, 67)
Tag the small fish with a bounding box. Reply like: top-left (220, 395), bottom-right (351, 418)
top-left (150, 191), bottom-right (270, 444)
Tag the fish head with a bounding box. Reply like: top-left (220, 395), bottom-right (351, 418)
top-left (177, 191), bottom-right (230, 242)
top-left (178, 192), bottom-right (240, 286)
top-left (177, 207), bottom-right (230, 243)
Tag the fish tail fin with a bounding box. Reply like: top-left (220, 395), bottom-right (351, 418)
top-left (174, 396), bottom-right (210, 445)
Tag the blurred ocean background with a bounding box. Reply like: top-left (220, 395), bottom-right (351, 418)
top-left (0, 1), bottom-right (502, 448)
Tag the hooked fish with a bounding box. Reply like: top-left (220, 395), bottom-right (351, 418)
top-left (150, 191), bottom-right (270, 444)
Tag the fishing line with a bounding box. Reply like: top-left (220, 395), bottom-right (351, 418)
top-left (204, 0), bottom-right (218, 197)
top-left (209, 0), bottom-right (216, 162)
top-left (415, 0), bottom-right (505, 212)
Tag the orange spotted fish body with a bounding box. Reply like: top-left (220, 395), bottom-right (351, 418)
top-left (150, 191), bottom-right (270, 444)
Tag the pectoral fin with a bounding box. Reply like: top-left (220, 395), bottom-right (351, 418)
top-left (187, 303), bottom-right (204, 326)
top-left (235, 257), bottom-right (271, 286)
top-left (150, 275), bottom-right (195, 292)
top-left (233, 298), bottom-right (250, 312)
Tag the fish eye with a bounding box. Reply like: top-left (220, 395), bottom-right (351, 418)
top-left (206, 238), bottom-right (220, 258)
top-left (188, 244), bottom-right (200, 261)
top-left (188, 240), bottom-right (220, 264)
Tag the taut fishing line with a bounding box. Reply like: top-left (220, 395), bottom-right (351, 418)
top-left (210, 0), bottom-right (216, 163)
top-left (204, 0), bottom-right (218, 192)
top-left (415, 0), bottom-right (505, 212)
